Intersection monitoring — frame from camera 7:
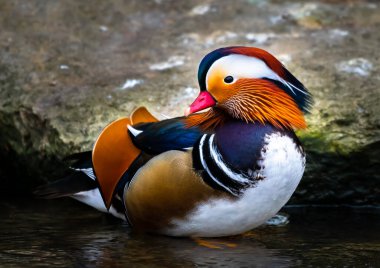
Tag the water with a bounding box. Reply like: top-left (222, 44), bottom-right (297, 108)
top-left (1, 199), bottom-right (379, 267)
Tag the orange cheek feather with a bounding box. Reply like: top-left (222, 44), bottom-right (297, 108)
top-left (225, 79), bottom-right (307, 129)
top-left (192, 73), bottom-right (306, 131)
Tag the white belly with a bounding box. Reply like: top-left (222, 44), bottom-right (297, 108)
top-left (164, 133), bottom-right (305, 237)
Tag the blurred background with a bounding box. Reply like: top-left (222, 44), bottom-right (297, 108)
top-left (0, 0), bottom-right (379, 266)
top-left (1, 0), bottom-right (379, 205)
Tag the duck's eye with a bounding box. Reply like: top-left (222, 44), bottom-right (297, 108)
top-left (224, 76), bottom-right (234, 84)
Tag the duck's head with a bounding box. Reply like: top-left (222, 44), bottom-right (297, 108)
top-left (185, 46), bottom-right (312, 130)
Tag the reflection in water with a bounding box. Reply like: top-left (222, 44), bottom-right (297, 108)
top-left (76, 233), bottom-right (292, 267)
top-left (1, 199), bottom-right (379, 267)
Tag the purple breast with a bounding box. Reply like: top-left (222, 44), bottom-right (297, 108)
top-left (215, 121), bottom-right (279, 170)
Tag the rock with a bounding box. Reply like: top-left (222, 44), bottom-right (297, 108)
top-left (0, 0), bottom-right (379, 204)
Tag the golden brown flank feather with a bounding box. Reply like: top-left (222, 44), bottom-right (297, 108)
top-left (125, 150), bottom-right (230, 232)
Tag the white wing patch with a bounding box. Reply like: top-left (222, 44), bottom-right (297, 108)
top-left (127, 125), bottom-right (143, 137)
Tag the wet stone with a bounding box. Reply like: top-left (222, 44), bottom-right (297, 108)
top-left (0, 0), bottom-right (379, 205)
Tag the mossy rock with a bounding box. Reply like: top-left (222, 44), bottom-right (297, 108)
top-left (0, 0), bottom-right (379, 204)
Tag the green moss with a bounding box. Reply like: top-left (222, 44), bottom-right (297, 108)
top-left (297, 129), bottom-right (363, 157)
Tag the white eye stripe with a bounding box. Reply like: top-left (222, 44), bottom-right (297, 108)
top-left (206, 54), bottom-right (308, 96)
top-left (206, 54), bottom-right (282, 88)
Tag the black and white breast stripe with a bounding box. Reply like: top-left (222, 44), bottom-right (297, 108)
top-left (193, 134), bottom-right (262, 196)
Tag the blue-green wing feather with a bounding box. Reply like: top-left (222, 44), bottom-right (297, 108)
top-left (130, 117), bottom-right (203, 155)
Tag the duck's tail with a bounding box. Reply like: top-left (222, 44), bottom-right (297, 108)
top-left (33, 151), bottom-right (126, 220)
top-left (33, 171), bottom-right (97, 199)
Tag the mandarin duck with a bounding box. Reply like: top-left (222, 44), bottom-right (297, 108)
top-left (35, 46), bottom-right (312, 237)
